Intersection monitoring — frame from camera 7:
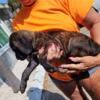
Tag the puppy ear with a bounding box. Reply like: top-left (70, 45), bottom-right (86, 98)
top-left (67, 37), bottom-right (83, 56)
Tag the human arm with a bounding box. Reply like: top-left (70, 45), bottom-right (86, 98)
top-left (60, 8), bottom-right (100, 73)
top-left (83, 8), bottom-right (100, 44)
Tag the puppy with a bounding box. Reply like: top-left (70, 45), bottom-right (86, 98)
top-left (9, 30), bottom-right (100, 93)
top-left (9, 30), bottom-right (60, 93)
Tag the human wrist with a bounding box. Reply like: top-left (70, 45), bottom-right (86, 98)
top-left (94, 53), bottom-right (100, 66)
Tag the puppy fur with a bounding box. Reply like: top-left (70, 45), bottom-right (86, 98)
top-left (9, 30), bottom-right (100, 93)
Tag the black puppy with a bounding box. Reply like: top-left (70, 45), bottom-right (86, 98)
top-left (9, 30), bottom-right (100, 93)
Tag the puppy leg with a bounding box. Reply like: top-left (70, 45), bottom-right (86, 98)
top-left (20, 60), bottom-right (38, 93)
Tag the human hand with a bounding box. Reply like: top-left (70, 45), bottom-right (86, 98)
top-left (60, 56), bottom-right (98, 74)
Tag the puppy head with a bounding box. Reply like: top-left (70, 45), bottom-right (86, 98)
top-left (9, 30), bottom-right (34, 60)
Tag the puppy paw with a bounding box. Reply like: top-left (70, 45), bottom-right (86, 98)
top-left (20, 80), bottom-right (27, 93)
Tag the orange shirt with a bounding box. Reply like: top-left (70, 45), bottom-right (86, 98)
top-left (13, 0), bottom-right (94, 32)
top-left (13, 0), bottom-right (94, 81)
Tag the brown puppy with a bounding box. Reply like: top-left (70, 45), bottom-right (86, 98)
top-left (9, 30), bottom-right (60, 93)
top-left (9, 30), bottom-right (100, 94)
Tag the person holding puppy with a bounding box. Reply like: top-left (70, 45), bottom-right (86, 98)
top-left (12, 0), bottom-right (100, 99)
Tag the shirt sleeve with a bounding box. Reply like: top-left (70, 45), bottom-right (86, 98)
top-left (66, 0), bottom-right (94, 24)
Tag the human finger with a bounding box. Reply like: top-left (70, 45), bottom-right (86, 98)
top-left (60, 63), bottom-right (85, 71)
top-left (69, 57), bottom-right (83, 62)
